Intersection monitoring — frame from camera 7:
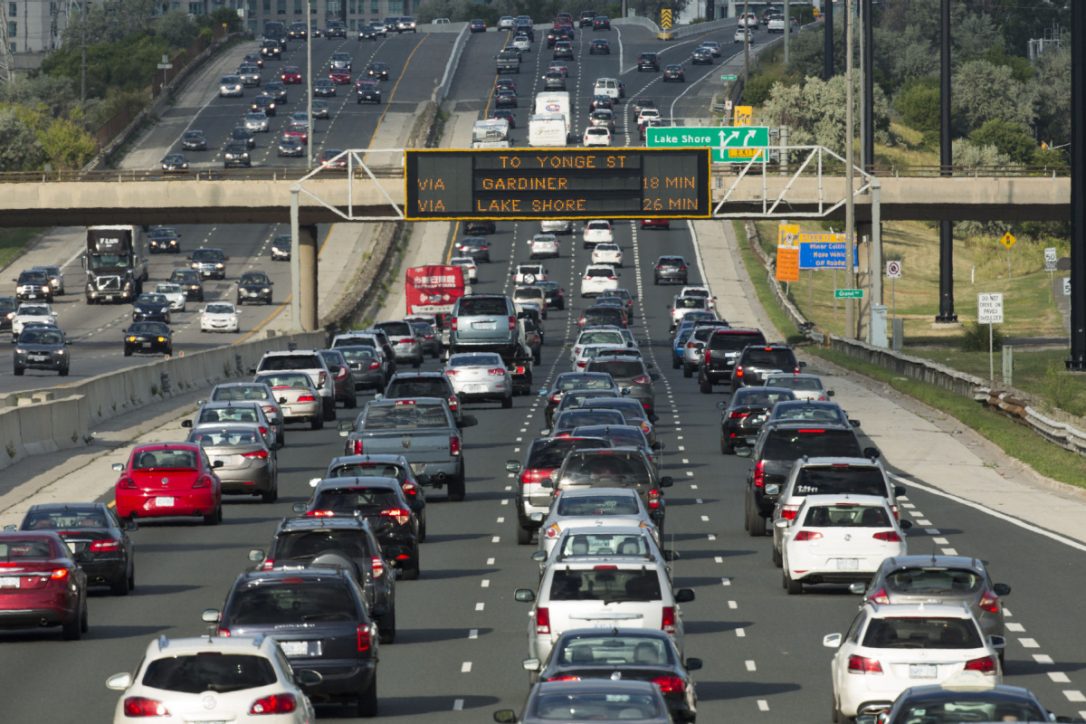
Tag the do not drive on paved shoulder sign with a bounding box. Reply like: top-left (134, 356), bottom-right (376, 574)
top-left (977, 293), bottom-right (1003, 324)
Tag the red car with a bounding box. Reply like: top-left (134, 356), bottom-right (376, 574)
top-left (113, 443), bottom-right (223, 524)
top-left (0, 531), bottom-right (88, 639)
top-left (282, 127), bottom-right (308, 145)
top-left (641, 219), bottom-right (671, 230)
top-left (280, 66), bottom-right (303, 84)
top-left (328, 69), bottom-right (352, 84)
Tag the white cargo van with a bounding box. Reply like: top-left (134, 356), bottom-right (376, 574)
top-left (528, 113), bottom-right (568, 147)
top-left (533, 91), bottom-right (571, 130)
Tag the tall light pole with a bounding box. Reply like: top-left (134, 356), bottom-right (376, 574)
top-left (742, 0), bottom-right (750, 80)
top-left (844, 0), bottom-right (856, 338)
top-left (306, 0), bottom-right (313, 170)
top-left (80, 0), bottom-right (86, 103)
top-left (783, 0), bottom-right (790, 66)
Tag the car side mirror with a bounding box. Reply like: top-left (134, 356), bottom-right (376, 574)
top-left (513, 588), bottom-right (536, 603)
top-left (649, 371), bottom-right (661, 381)
top-left (849, 418), bottom-right (861, 427)
top-left (213, 460), bottom-right (224, 468)
top-left (531, 550), bottom-right (546, 561)
top-left (506, 460), bottom-right (521, 473)
top-left (337, 419), bottom-right (353, 432)
top-left (827, 390), bottom-right (835, 397)
top-left (674, 588), bottom-right (695, 603)
top-left (539, 478), bottom-right (553, 489)
top-left (248, 549), bottom-right (265, 562)
top-left (373, 393), bottom-right (383, 401)
top-left (291, 502), bottom-right (307, 514)
top-left (823, 633), bottom-right (843, 648)
top-left (105, 672), bottom-right (133, 691)
top-left (529, 512), bottom-right (545, 522)
top-left (716, 401), bottom-right (727, 410)
top-left (201, 608), bottom-right (221, 623)
top-left (522, 657), bottom-right (541, 672)
top-left (539, 428), bottom-right (551, 436)
top-left (774, 518), bottom-right (790, 529)
top-left (663, 549), bottom-right (678, 561)
top-left (894, 485), bottom-right (906, 498)
top-left (659, 476), bottom-right (673, 488)
top-left (685, 657), bottom-right (703, 671)
top-left (124, 519), bottom-right (138, 531)
top-left (993, 582), bottom-right (1011, 596)
top-left (279, 397), bottom-right (288, 404)
top-left (652, 441), bottom-right (663, 451)
top-left (111, 462), bottom-right (125, 472)
top-left (181, 419), bottom-right (193, 428)
top-left (899, 519), bottom-right (912, 530)
top-left (620, 387), bottom-right (631, 396)
top-left (493, 711), bottom-right (518, 724)
top-left (989, 635), bottom-right (1006, 650)
top-left (461, 415), bottom-right (479, 428)
top-left (863, 447), bottom-right (880, 459)
top-left (848, 582), bottom-right (866, 595)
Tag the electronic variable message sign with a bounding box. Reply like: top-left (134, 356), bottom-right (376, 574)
top-left (404, 148), bottom-right (711, 221)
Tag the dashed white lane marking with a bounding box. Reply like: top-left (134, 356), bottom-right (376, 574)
top-left (933, 537), bottom-right (949, 545)
top-left (736, 628), bottom-right (746, 638)
top-left (727, 600), bottom-right (737, 610)
top-left (696, 498), bottom-right (704, 504)
top-left (1050, 672), bottom-right (1072, 683)
top-left (707, 533), bottom-right (716, 541)
top-left (501, 499), bottom-right (509, 505)
top-left (714, 556), bottom-right (724, 564)
top-left (468, 629), bottom-right (479, 639)
top-left (1005, 622), bottom-right (1026, 633)
top-left (475, 602), bottom-right (485, 612)
top-left (496, 517), bottom-right (505, 524)
top-left (1064, 690), bottom-right (1086, 703)
top-left (1004, 607), bottom-right (1014, 617)
top-left (682, 458), bottom-right (690, 464)
top-left (491, 536), bottom-right (501, 543)
top-left (453, 699), bottom-right (464, 711)
top-left (504, 485), bottom-right (513, 491)
top-left (745, 660), bottom-right (757, 672)
top-left (481, 579), bottom-right (490, 588)
top-left (678, 445), bottom-right (685, 451)
top-left (941, 547), bottom-right (958, 556)
top-left (677, 435), bottom-right (684, 440)
top-left (924, 528), bottom-right (940, 535)
top-left (1019, 638), bottom-right (1039, 648)
top-left (1034, 654), bottom-right (1054, 664)
top-left (685, 471), bottom-right (694, 477)
top-left (690, 484), bottom-right (698, 490)
top-left (700, 515), bottom-right (710, 522)
top-left (461, 661), bottom-right (472, 673)
top-left (721, 577), bottom-right (732, 586)
top-left (917, 518), bottom-right (933, 526)
top-left (486, 557), bottom-right (495, 566)
top-left (901, 502), bottom-right (916, 509)
top-left (757, 700), bottom-right (769, 712)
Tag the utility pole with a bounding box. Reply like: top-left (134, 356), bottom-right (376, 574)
top-left (80, 0), bottom-right (87, 103)
top-left (936, 0), bottom-right (956, 322)
top-left (844, 0), bottom-right (856, 338)
top-left (783, 0), bottom-right (790, 66)
top-left (1068, 0), bottom-right (1086, 369)
top-left (862, 0), bottom-right (873, 173)
top-left (742, 0), bottom-right (750, 81)
top-left (306, 0), bottom-right (313, 170)
top-left (823, 0), bottom-right (834, 80)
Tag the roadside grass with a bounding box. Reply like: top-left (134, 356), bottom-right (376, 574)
top-left (0, 228), bottom-right (43, 271)
top-left (735, 222), bottom-right (1086, 488)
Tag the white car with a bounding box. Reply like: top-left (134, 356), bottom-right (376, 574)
top-left (582, 220), bottom-right (613, 249)
top-left (512, 286), bottom-right (548, 319)
top-left (591, 243), bottom-right (623, 267)
top-left (699, 40), bottom-right (722, 57)
top-left (512, 34), bottom-right (531, 52)
top-left (572, 343), bottom-right (628, 371)
top-left (529, 234), bottom-right (560, 259)
top-left (824, 602), bottom-right (1003, 720)
top-left (201, 302), bottom-right (240, 333)
top-left (534, 487), bottom-right (658, 555)
top-left (533, 523), bottom-right (670, 578)
top-left (450, 256), bottom-right (478, 282)
top-left (570, 327), bottom-right (632, 363)
top-left (498, 15), bottom-right (515, 31)
top-left (593, 77), bottom-right (623, 100)
top-left (513, 264), bottom-right (547, 285)
top-left (582, 126), bottom-right (611, 146)
top-left (779, 494), bottom-right (909, 595)
top-left (636, 107), bottom-right (661, 126)
top-left (678, 285), bottom-right (715, 310)
top-left (445, 351), bottom-right (513, 407)
top-left (12, 303), bottom-right (58, 337)
top-left (738, 12), bottom-right (759, 28)
top-left (105, 634), bottom-right (317, 723)
top-left (763, 372), bottom-right (834, 402)
top-left (734, 27), bottom-right (754, 43)
top-left (154, 283), bottom-right (187, 312)
top-left (580, 264), bottom-right (618, 297)
top-left (669, 295), bottom-right (711, 329)
top-left (540, 220), bottom-right (573, 235)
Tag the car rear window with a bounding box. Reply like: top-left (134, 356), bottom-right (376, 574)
top-left (549, 569), bottom-right (661, 602)
top-left (743, 348), bottom-right (797, 368)
top-left (0, 538), bottom-right (58, 559)
top-left (578, 331), bottom-right (624, 346)
top-left (674, 297), bottom-right (706, 310)
top-left (556, 494), bottom-right (640, 516)
top-left (710, 331), bottom-right (766, 351)
top-left (555, 634), bottom-right (671, 666)
top-left (802, 504), bottom-right (890, 527)
top-left (386, 379), bottom-right (449, 398)
top-left (188, 428), bottom-right (262, 447)
top-left (257, 373), bottom-right (312, 389)
top-left (363, 403), bottom-right (448, 429)
top-left (450, 353), bottom-right (503, 368)
top-left (557, 374), bottom-right (614, 392)
top-left (528, 439), bottom-right (606, 469)
top-left (313, 487), bottom-right (400, 514)
top-left (584, 309), bottom-right (622, 323)
top-left (329, 462), bottom-right (405, 481)
top-left (198, 407), bottom-right (258, 424)
top-left (561, 452), bottom-right (651, 484)
top-left (762, 429), bottom-right (861, 460)
top-left (793, 466), bottom-right (886, 497)
top-left (376, 321), bottom-right (411, 336)
top-left (585, 268), bottom-right (614, 277)
top-left (260, 354), bottom-right (322, 370)
top-left (587, 360), bottom-right (644, 379)
top-left (276, 530), bottom-right (368, 559)
top-left (862, 617), bottom-right (981, 650)
top-left (732, 389), bottom-right (795, 407)
top-left (514, 288), bottom-right (545, 300)
top-left (897, 699), bottom-right (1043, 723)
top-left (530, 692), bottom-right (664, 720)
top-left (770, 376), bottom-right (822, 391)
top-left (884, 568), bottom-right (984, 595)
top-left (555, 410), bottom-right (626, 431)
top-left (458, 298), bottom-right (508, 316)
top-left (572, 426), bottom-right (646, 449)
top-left (228, 581), bottom-right (356, 625)
top-left (142, 654), bottom-right (276, 694)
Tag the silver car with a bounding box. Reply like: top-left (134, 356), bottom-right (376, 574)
top-left (532, 524), bottom-right (671, 579)
top-left (681, 321), bottom-right (731, 377)
top-left (373, 320), bottom-right (423, 367)
top-left (243, 112), bottom-right (269, 133)
top-left (253, 371), bottom-right (324, 429)
top-left (218, 74), bottom-right (243, 97)
top-left (449, 294), bottom-right (519, 355)
top-left (182, 401), bottom-right (276, 451)
top-left (494, 680), bottom-right (672, 724)
top-left (237, 64), bottom-right (261, 86)
top-left (445, 352), bottom-right (512, 407)
top-left (186, 422), bottom-right (278, 501)
top-left (763, 372), bottom-right (834, 401)
top-left (208, 381), bottom-right (285, 447)
top-left (533, 487), bottom-right (658, 556)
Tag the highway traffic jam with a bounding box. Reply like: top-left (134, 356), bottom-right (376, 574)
top-left (0, 9), bottom-right (1082, 724)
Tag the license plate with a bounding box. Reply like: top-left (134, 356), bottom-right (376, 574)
top-left (835, 558), bottom-right (859, 571)
top-left (141, 342), bottom-right (151, 348)
top-left (765, 483), bottom-right (780, 496)
top-left (0, 577), bottom-right (19, 588)
top-left (909, 664), bottom-right (938, 678)
top-left (154, 496), bottom-right (175, 507)
top-left (29, 355), bottom-right (48, 362)
top-left (472, 321), bottom-right (496, 330)
top-left (465, 384), bottom-right (487, 393)
top-left (410, 463), bottom-right (425, 474)
top-left (280, 640), bottom-right (319, 656)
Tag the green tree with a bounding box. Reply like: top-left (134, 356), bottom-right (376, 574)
top-left (968, 119), bottom-right (1036, 164)
top-left (38, 117), bottom-right (98, 169)
top-left (952, 59), bottom-right (1035, 134)
top-left (156, 11), bottom-right (199, 48)
top-left (760, 74), bottom-right (891, 153)
top-left (894, 78), bottom-right (940, 144)
top-left (1033, 44), bottom-right (1070, 148)
top-left (0, 109), bottom-right (46, 171)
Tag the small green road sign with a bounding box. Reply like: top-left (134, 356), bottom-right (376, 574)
top-left (834, 288), bottom-right (864, 299)
top-left (721, 74), bottom-right (738, 81)
top-left (645, 126), bottom-right (769, 163)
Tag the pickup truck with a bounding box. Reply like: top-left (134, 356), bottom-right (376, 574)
top-left (339, 397), bottom-right (467, 501)
top-left (495, 48), bottom-right (521, 74)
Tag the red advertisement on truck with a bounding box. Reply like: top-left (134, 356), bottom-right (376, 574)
top-left (405, 265), bottom-right (465, 321)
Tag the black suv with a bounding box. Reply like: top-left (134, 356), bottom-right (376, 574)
top-left (638, 52), bottom-right (660, 72)
top-left (14, 325), bottom-right (70, 376)
top-left (236, 270), bottom-right (273, 305)
top-left (169, 269), bottom-right (204, 301)
top-left (697, 328), bottom-right (767, 392)
top-left (463, 220), bottom-right (496, 235)
top-left (260, 40), bottom-right (282, 59)
top-left (730, 343), bottom-right (803, 388)
top-left (250, 515), bottom-right (397, 642)
top-left (212, 568), bottom-right (379, 715)
top-left (740, 421), bottom-right (877, 535)
top-left (0, 295), bottom-right (16, 331)
top-left (653, 256), bottom-right (688, 285)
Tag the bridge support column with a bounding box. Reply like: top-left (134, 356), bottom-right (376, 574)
top-left (935, 0), bottom-right (957, 323)
top-left (1069, 0), bottom-right (1086, 369)
top-left (823, 0), bottom-right (834, 80)
top-left (298, 224), bottom-right (319, 332)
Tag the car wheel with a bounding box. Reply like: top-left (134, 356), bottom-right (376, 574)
top-left (418, 515), bottom-right (427, 543)
top-left (671, 356), bottom-right (680, 369)
top-left (654, 276), bottom-right (660, 285)
top-left (356, 676), bottom-right (378, 717)
top-left (261, 482), bottom-right (278, 503)
top-left (683, 364), bottom-right (693, 378)
top-left (748, 505), bottom-right (767, 537)
top-left (448, 469), bottom-right (466, 502)
top-left (123, 348), bottom-right (131, 357)
top-left (501, 395), bottom-right (513, 409)
top-left (111, 570), bottom-right (131, 596)
top-left (203, 507), bottom-right (220, 525)
top-left (13, 365), bottom-right (23, 376)
top-left (61, 603), bottom-right (83, 641)
top-left (378, 606), bottom-right (396, 643)
top-left (771, 544), bottom-right (783, 568)
top-left (323, 398), bottom-right (336, 421)
top-left (59, 365), bottom-right (70, 377)
top-left (311, 414), bottom-right (324, 430)
top-left (276, 430), bottom-right (285, 447)
top-left (699, 378), bottom-right (712, 394)
top-left (785, 572), bottom-right (802, 595)
top-left (128, 565), bottom-right (135, 592)
top-left (720, 438), bottom-right (732, 455)
top-left (516, 521), bottom-right (533, 545)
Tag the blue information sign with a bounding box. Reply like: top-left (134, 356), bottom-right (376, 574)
top-left (799, 242), bottom-right (859, 270)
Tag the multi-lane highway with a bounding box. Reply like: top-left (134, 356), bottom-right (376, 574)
top-left (1, 17), bottom-right (1084, 724)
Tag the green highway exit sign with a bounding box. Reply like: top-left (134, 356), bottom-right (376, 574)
top-left (721, 73), bottom-right (738, 81)
top-left (834, 288), bottom-right (864, 299)
top-left (645, 126), bottom-right (769, 163)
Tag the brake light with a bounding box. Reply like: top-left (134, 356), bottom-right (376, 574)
top-left (519, 468), bottom-right (554, 485)
top-left (216, 626), bottom-right (231, 637)
top-left (445, 369), bottom-right (458, 376)
top-left (547, 674), bottom-right (581, 682)
top-left (647, 488), bottom-right (662, 510)
top-left (192, 476), bottom-right (209, 489)
top-left (260, 558), bottom-right (275, 570)
top-left (119, 477), bottom-right (137, 489)
top-left (123, 697), bottom-right (170, 717)
top-left (550, 393), bottom-right (561, 403)
top-left (964, 655), bottom-right (998, 674)
top-left (661, 606), bottom-right (677, 634)
top-left (798, 429), bottom-right (826, 434)
top-left (703, 349), bottom-right (711, 365)
top-left (242, 450), bottom-right (269, 460)
top-left (447, 396), bottom-right (458, 410)
top-left (356, 624), bottom-right (372, 652)
top-left (864, 586), bottom-right (889, 605)
top-left (793, 530), bottom-right (822, 541)
top-left (729, 411), bottom-right (750, 420)
top-left (334, 366), bottom-right (348, 380)
top-left (371, 555), bottom-right (385, 578)
top-left (640, 421), bottom-right (651, 435)
top-left (451, 318), bottom-right (458, 331)
top-left (380, 508), bottom-right (411, 525)
top-left (651, 675), bottom-right (685, 695)
top-left (679, 265), bottom-right (687, 271)
top-left (753, 460), bottom-right (765, 489)
top-left (488, 368), bottom-right (506, 376)
top-left (735, 366), bottom-right (744, 378)
top-left (368, 360), bottom-right (381, 369)
top-left (89, 540), bottom-right (121, 552)
top-left (352, 439), bottom-right (363, 455)
top-left (780, 505), bottom-right (799, 521)
top-left (49, 568), bottom-right (70, 580)
top-left (249, 694), bottom-right (297, 715)
top-left (402, 482), bottom-right (418, 497)
top-left (450, 435), bottom-right (461, 456)
top-left (632, 374), bottom-right (649, 384)
top-left (508, 316), bottom-right (517, 330)
top-left (306, 510), bottom-right (335, 517)
top-left (297, 394), bottom-right (316, 402)
top-left (979, 590), bottom-right (1001, 614)
top-left (544, 523), bottom-right (561, 539)
top-left (872, 531), bottom-right (901, 542)
top-left (847, 655), bottom-right (883, 674)
top-left (398, 338), bottom-right (413, 345)
top-left (536, 607), bottom-right (550, 634)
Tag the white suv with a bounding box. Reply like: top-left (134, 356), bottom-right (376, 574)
top-left (515, 556), bottom-right (694, 663)
top-left (255, 349), bottom-right (337, 422)
top-left (582, 220), bottom-right (613, 249)
top-left (580, 264), bottom-right (619, 297)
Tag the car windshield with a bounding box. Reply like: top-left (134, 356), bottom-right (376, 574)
top-left (192, 249), bottom-right (224, 262)
top-left (259, 373), bottom-right (311, 389)
top-left (801, 504), bottom-right (890, 527)
top-left (276, 530), bottom-right (367, 560)
top-left (19, 329), bottom-right (63, 345)
top-left (206, 304), bottom-right (234, 314)
top-left (895, 697), bottom-right (1043, 723)
top-left (141, 653), bottom-right (277, 694)
top-left (156, 284), bottom-right (182, 294)
top-left (313, 486), bottom-right (400, 514)
top-left (20, 306), bottom-right (49, 316)
top-left (458, 298), bottom-right (506, 315)
top-left (386, 379), bottom-right (447, 397)
top-left (862, 617), bottom-right (982, 649)
top-left (554, 634), bottom-right (672, 666)
top-left (228, 581), bottom-right (356, 625)
top-left (133, 449), bottom-right (196, 470)
top-left (549, 569), bottom-right (661, 602)
top-left (329, 462), bottom-right (405, 481)
top-left (885, 567), bottom-right (984, 595)
top-left (587, 360), bottom-right (644, 379)
top-left (240, 274), bottom-right (268, 285)
top-left (188, 428), bottom-right (262, 447)
top-left (556, 494), bottom-right (640, 517)
top-left (137, 294), bottom-right (167, 304)
top-left (363, 403), bottom-right (448, 430)
top-left (763, 429), bottom-right (861, 459)
top-left (793, 467), bottom-right (886, 497)
top-left (22, 509), bottom-right (106, 529)
top-left (561, 452), bottom-right (651, 484)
